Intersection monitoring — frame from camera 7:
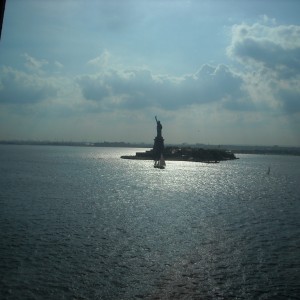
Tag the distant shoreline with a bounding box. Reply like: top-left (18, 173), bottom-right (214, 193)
top-left (0, 140), bottom-right (300, 156)
top-left (0, 140), bottom-right (152, 148)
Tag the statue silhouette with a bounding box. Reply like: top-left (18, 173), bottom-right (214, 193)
top-left (153, 116), bottom-right (164, 161)
top-left (155, 116), bottom-right (162, 138)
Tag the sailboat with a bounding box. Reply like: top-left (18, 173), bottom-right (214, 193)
top-left (154, 154), bottom-right (166, 169)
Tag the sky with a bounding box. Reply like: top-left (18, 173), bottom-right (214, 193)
top-left (0, 0), bottom-right (300, 146)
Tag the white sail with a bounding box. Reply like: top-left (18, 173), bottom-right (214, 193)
top-left (154, 154), bottom-right (166, 169)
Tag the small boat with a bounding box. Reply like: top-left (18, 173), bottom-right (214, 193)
top-left (267, 166), bottom-right (271, 175)
top-left (154, 154), bottom-right (166, 169)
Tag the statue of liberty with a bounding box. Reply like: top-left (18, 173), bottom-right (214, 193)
top-left (153, 116), bottom-right (165, 168)
top-left (155, 116), bottom-right (162, 138)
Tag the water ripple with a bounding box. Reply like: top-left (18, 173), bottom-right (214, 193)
top-left (0, 146), bottom-right (299, 299)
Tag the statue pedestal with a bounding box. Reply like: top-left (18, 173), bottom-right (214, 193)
top-left (153, 136), bottom-right (164, 160)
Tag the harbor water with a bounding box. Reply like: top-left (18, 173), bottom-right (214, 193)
top-left (0, 145), bottom-right (299, 299)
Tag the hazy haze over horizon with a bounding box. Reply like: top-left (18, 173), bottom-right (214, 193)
top-left (0, 0), bottom-right (300, 146)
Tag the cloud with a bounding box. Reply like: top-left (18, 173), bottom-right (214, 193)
top-left (228, 20), bottom-right (300, 115)
top-left (191, 64), bottom-right (245, 104)
top-left (87, 50), bottom-right (112, 68)
top-left (77, 64), bottom-right (248, 111)
top-left (277, 87), bottom-right (300, 113)
top-left (22, 53), bottom-right (49, 72)
top-left (76, 74), bottom-right (111, 102)
top-left (54, 61), bottom-right (64, 69)
top-left (228, 22), bottom-right (300, 78)
top-left (0, 67), bottom-right (57, 104)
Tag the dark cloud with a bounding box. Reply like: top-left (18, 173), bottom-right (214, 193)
top-left (192, 64), bottom-right (244, 103)
top-left (228, 21), bottom-right (300, 117)
top-left (222, 98), bottom-right (255, 111)
top-left (77, 64), bottom-right (248, 111)
top-left (0, 68), bottom-right (57, 104)
top-left (277, 88), bottom-right (300, 114)
top-left (76, 75), bottom-right (111, 101)
top-left (231, 37), bottom-right (300, 78)
top-left (228, 23), bottom-right (300, 79)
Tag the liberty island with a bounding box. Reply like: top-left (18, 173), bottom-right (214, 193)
top-left (121, 116), bottom-right (237, 163)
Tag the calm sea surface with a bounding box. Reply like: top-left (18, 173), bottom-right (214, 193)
top-left (0, 145), bottom-right (299, 299)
